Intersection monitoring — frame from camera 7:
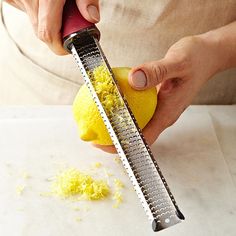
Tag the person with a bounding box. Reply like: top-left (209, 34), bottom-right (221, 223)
top-left (1, 0), bottom-right (236, 152)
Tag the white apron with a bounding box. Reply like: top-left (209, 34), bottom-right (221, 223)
top-left (0, 0), bottom-right (236, 104)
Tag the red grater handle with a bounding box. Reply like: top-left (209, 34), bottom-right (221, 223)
top-left (62, 0), bottom-right (100, 52)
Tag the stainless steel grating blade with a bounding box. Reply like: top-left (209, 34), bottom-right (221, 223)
top-left (70, 32), bottom-right (184, 232)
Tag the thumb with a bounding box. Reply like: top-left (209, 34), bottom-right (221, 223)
top-left (76, 0), bottom-right (100, 23)
top-left (129, 58), bottom-right (183, 90)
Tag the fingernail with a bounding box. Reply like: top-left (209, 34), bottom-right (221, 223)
top-left (131, 70), bottom-right (147, 88)
top-left (87, 5), bottom-right (100, 22)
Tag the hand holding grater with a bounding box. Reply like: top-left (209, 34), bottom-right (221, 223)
top-left (62, 0), bottom-right (184, 232)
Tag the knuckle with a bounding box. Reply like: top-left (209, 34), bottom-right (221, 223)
top-left (164, 107), bottom-right (187, 128)
top-left (31, 21), bottom-right (38, 33)
top-left (169, 52), bottom-right (191, 74)
top-left (151, 63), bottom-right (167, 84)
top-left (165, 117), bottom-right (178, 128)
top-left (5, 0), bottom-right (15, 4)
top-left (167, 37), bottom-right (199, 73)
top-left (177, 54), bottom-right (190, 71)
top-left (37, 28), bottom-right (52, 43)
top-left (54, 49), bottom-right (68, 56)
top-left (179, 35), bottom-right (198, 46)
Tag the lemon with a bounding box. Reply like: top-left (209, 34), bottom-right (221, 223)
top-left (73, 67), bottom-right (157, 145)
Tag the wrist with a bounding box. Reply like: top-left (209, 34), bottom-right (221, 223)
top-left (199, 22), bottom-right (236, 74)
top-left (198, 30), bottom-right (227, 75)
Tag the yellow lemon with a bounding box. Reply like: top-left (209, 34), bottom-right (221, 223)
top-left (73, 67), bottom-right (157, 145)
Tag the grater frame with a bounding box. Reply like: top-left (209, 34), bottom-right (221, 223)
top-left (69, 32), bottom-right (184, 232)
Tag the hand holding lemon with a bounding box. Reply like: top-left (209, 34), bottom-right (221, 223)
top-left (72, 67), bottom-right (158, 153)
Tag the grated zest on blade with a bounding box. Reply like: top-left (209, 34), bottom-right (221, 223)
top-left (70, 33), bottom-right (184, 232)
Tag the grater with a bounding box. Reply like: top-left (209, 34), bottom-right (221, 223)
top-left (62, 0), bottom-right (184, 232)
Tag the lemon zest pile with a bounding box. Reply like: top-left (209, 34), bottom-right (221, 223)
top-left (16, 185), bottom-right (25, 195)
top-left (93, 162), bottom-right (102, 168)
top-left (113, 156), bottom-right (121, 165)
top-left (103, 168), bottom-right (113, 177)
top-left (91, 64), bottom-right (123, 114)
top-left (112, 179), bottom-right (124, 208)
top-left (75, 217), bottom-right (82, 222)
top-left (39, 192), bottom-right (53, 197)
top-left (73, 206), bottom-right (81, 211)
top-left (22, 171), bottom-right (30, 179)
top-left (114, 179), bottom-right (124, 189)
top-left (52, 168), bottom-right (110, 200)
top-left (84, 206), bottom-right (90, 212)
top-left (112, 192), bottom-right (123, 208)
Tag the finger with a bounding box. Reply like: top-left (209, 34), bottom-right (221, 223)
top-left (37, 0), bottom-right (68, 55)
top-left (5, 0), bottom-right (25, 11)
top-left (141, 79), bottom-right (191, 145)
top-left (129, 57), bottom-right (186, 90)
top-left (92, 144), bottom-right (117, 154)
top-left (76, 0), bottom-right (100, 23)
top-left (141, 118), bottom-right (163, 146)
top-left (23, 1), bottom-right (39, 35)
top-left (140, 107), bottom-right (176, 146)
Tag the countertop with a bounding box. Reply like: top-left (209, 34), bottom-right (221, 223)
top-left (0, 105), bottom-right (235, 236)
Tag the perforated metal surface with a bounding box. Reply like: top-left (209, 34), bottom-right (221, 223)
top-left (70, 33), bottom-right (184, 232)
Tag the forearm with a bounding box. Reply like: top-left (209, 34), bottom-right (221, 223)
top-left (200, 21), bottom-right (236, 73)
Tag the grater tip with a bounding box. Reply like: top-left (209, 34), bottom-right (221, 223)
top-left (176, 209), bottom-right (185, 220)
top-left (152, 219), bottom-right (162, 232)
top-left (152, 210), bottom-right (185, 232)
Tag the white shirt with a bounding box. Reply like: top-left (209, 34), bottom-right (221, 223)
top-left (0, 0), bottom-right (236, 104)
